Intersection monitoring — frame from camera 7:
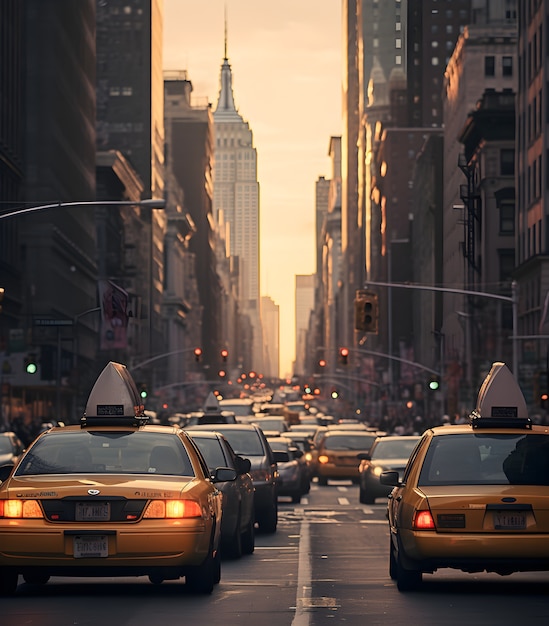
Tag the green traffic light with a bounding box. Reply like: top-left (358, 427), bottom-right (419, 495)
top-left (429, 380), bottom-right (439, 391)
top-left (26, 362), bottom-right (37, 374)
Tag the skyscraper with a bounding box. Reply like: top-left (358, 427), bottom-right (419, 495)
top-left (213, 35), bottom-right (263, 372)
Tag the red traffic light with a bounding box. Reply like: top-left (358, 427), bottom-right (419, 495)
top-left (194, 347), bottom-right (202, 362)
top-left (220, 349), bottom-right (229, 362)
top-left (339, 347), bottom-right (349, 365)
top-left (318, 359), bottom-right (326, 367)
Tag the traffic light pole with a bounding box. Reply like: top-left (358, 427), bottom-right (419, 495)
top-left (364, 279), bottom-right (518, 380)
top-left (130, 347), bottom-right (200, 371)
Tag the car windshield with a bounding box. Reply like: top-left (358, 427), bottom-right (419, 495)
top-left (15, 431), bottom-right (194, 477)
top-left (371, 438), bottom-right (420, 460)
top-left (419, 433), bottom-right (549, 486)
top-left (213, 429), bottom-right (265, 456)
top-left (323, 434), bottom-right (376, 451)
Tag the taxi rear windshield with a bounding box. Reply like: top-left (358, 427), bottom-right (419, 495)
top-left (15, 432), bottom-right (195, 477)
top-left (419, 433), bottom-right (549, 486)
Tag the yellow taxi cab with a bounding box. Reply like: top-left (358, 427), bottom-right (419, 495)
top-left (0, 362), bottom-right (235, 596)
top-left (382, 362), bottom-right (549, 591)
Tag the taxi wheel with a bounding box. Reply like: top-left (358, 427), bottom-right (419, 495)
top-left (389, 539), bottom-right (397, 580)
top-left (317, 476), bottom-right (328, 486)
top-left (241, 516), bottom-right (255, 555)
top-left (395, 548), bottom-right (422, 591)
top-left (186, 553), bottom-right (215, 594)
top-left (0, 569), bottom-right (18, 596)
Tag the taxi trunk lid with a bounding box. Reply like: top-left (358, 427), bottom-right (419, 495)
top-left (421, 485), bottom-right (549, 533)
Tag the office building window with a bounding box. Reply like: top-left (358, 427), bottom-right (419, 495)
top-left (502, 56), bottom-right (513, 77)
top-left (500, 149), bottom-right (514, 176)
top-left (485, 56), bottom-right (495, 76)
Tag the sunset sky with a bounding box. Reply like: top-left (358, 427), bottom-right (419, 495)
top-left (163, 0), bottom-right (342, 377)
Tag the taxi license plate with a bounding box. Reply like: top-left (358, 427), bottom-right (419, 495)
top-left (75, 502), bottom-right (110, 521)
top-left (73, 535), bottom-right (108, 558)
top-left (493, 510), bottom-right (526, 530)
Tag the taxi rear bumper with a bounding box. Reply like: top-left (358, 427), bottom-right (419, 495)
top-left (397, 529), bottom-right (549, 574)
top-left (0, 519), bottom-right (212, 569)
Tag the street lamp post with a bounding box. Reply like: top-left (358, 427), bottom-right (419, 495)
top-left (1, 198), bottom-right (165, 420)
top-left (0, 198), bottom-right (166, 220)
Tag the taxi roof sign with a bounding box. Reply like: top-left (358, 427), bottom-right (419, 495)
top-left (82, 361), bottom-right (147, 426)
top-left (470, 362), bottom-right (531, 428)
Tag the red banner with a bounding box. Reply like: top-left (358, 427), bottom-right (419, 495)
top-left (99, 280), bottom-right (129, 350)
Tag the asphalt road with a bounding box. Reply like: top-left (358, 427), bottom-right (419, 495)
top-left (2, 481), bottom-right (549, 626)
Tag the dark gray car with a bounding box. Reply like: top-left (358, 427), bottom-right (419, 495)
top-left (187, 423), bottom-right (278, 533)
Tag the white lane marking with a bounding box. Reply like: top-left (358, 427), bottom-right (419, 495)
top-left (291, 520), bottom-right (311, 626)
top-left (337, 497), bottom-right (350, 505)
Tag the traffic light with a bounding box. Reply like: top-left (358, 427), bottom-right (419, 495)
top-left (218, 369), bottom-right (226, 378)
top-left (220, 349), bottom-right (228, 363)
top-left (354, 289), bottom-right (378, 333)
top-left (139, 383), bottom-right (148, 399)
top-left (318, 359), bottom-right (326, 368)
top-left (24, 354), bottom-right (38, 374)
top-left (339, 347), bottom-right (349, 365)
top-left (428, 375), bottom-right (440, 391)
top-left (194, 347), bottom-right (202, 362)
top-left (304, 383), bottom-right (312, 394)
top-left (331, 388), bottom-right (339, 399)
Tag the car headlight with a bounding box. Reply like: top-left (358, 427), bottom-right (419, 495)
top-left (373, 466), bottom-right (384, 477)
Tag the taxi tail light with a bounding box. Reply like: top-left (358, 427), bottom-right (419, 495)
top-left (0, 499), bottom-right (43, 519)
top-left (143, 499), bottom-right (202, 519)
top-left (413, 509), bottom-right (436, 530)
top-left (318, 455), bottom-right (330, 464)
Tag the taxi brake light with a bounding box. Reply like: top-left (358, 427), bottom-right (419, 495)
top-left (143, 499), bottom-right (202, 519)
top-left (413, 509), bottom-right (435, 530)
top-left (318, 455), bottom-right (330, 464)
top-left (0, 499), bottom-right (43, 519)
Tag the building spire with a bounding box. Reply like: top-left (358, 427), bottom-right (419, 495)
top-left (214, 7), bottom-right (241, 121)
top-left (224, 4), bottom-right (228, 60)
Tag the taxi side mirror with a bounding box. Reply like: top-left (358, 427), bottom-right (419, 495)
top-left (357, 452), bottom-right (371, 461)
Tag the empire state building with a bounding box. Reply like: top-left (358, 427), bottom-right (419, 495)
top-left (213, 40), bottom-right (263, 372)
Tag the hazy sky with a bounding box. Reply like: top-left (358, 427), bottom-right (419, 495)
top-left (163, 0), bottom-right (342, 378)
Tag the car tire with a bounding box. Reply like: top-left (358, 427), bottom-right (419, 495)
top-left (395, 548), bottom-right (422, 591)
top-left (23, 572), bottom-right (50, 585)
top-left (186, 549), bottom-right (216, 594)
top-left (213, 547), bottom-right (221, 584)
top-left (259, 503), bottom-right (278, 533)
top-left (389, 539), bottom-right (397, 580)
top-left (291, 493), bottom-right (302, 503)
top-left (359, 486), bottom-right (374, 504)
top-left (0, 569), bottom-right (18, 597)
top-left (223, 512), bottom-right (243, 560)
top-left (241, 516), bottom-right (255, 555)
top-left (317, 476), bottom-right (328, 486)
